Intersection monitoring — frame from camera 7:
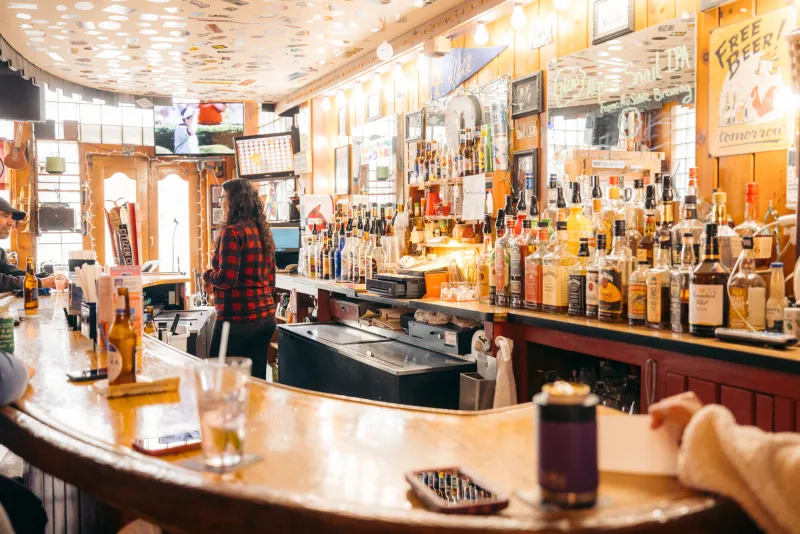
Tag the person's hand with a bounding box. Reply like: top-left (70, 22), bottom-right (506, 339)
top-left (649, 391), bottom-right (703, 443)
top-left (25, 363), bottom-right (36, 379)
top-left (203, 281), bottom-right (213, 295)
top-left (39, 275), bottom-right (57, 289)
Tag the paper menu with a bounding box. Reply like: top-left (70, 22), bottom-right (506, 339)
top-left (597, 414), bottom-right (679, 476)
top-left (462, 173), bottom-right (486, 221)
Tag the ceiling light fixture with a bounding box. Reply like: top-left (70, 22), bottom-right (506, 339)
top-left (511, 2), bottom-right (526, 29)
top-left (474, 21), bottom-right (489, 45)
top-left (376, 40), bottom-right (393, 61)
top-left (321, 96), bottom-right (331, 111)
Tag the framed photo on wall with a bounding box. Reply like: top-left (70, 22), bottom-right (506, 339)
top-left (334, 145), bottom-right (351, 195)
top-left (591, 0), bottom-right (634, 45)
top-left (512, 149), bottom-right (539, 199)
top-left (511, 71), bottom-right (543, 120)
top-left (367, 91), bottom-right (383, 121)
top-left (338, 105), bottom-right (348, 137)
top-left (405, 109), bottom-right (424, 143)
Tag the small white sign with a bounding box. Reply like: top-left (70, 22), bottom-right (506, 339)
top-left (592, 160), bottom-right (625, 169)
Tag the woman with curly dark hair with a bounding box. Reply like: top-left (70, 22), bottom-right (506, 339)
top-left (203, 178), bottom-right (276, 378)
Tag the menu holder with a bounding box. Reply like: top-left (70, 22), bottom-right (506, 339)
top-left (92, 376), bottom-right (180, 399)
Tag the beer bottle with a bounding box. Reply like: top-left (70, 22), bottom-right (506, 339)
top-left (108, 287), bottom-right (137, 385)
top-left (24, 258), bottom-right (38, 310)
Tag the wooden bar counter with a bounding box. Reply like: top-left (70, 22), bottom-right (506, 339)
top-left (0, 293), bottom-right (757, 533)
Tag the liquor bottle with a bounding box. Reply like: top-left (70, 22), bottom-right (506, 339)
top-left (514, 191), bottom-right (527, 236)
top-left (108, 287), bottom-right (136, 385)
top-left (413, 141), bottom-right (421, 182)
top-left (349, 218), bottom-right (362, 283)
top-left (653, 173), bottom-right (663, 223)
top-left (766, 262), bottom-right (787, 333)
top-left (568, 238), bottom-right (590, 316)
top-left (734, 183), bottom-right (773, 271)
top-left (541, 175), bottom-right (560, 233)
top-left (636, 185), bottom-right (658, 268)
top-left (598, 220), bottom-right (628, 322)
top-left (430, 141), bottom-right (439, 181)
top-left (683, 167), bottom-right (710, 221)
top-left (657, 174), bottom-right (675, 260)
top-left (627, 178), bottom-right (646, 237)
top-left (556, 185), bottom-right (569, 222)
top-left (525, 221), bottom-right (550, 311)
top-left (478, 125), bottom-right (487, 174)
top-left (510, 217), bottom-right (533, 309)
top-left (585, 233), bottom-right (606, 319)
top-left (564, 182), bottom-right (591, 256)
top-left (368, 221), bottom-right (384, 280)
top-left (359, 219), bottom-right (372, 283)
top-left (628, 260), bottom-right (648, 327)
top-left (646, 233), bottom-right (672, 329)
top-left (489, 209), bottom-right (504, 305)
top-left (472, 127), bottom-right (481, 173)
top-left (320, 229), bottom-right (331, 280)
top-left (495, 207), bottom-right (515, 307)
top-left (477, 215), bottom-right (493, 303)
top-left (23, 257), bottom-right (38, 310)
top-left (439, 144), bottom-right (448, 181)
top-left (704, 191), bottom-right (740, 269)
top-left (464, 128), bottom-right (474, 176)
top-left (458, 129), bottom-right (467, 178)
top-left (542, 221), bottom-right (576, 314)
top-left (689, 223), bottom-right (730, 337)
top-left (309, 224), bottom-right (319, 279)
top-left (298, 229), bottom-right (309, 276)
top-left (588, 176), bottom-right (604, 257)
top-left (340, 221), bottom-right (352, 282)
top-left (529, 194), bottom-right (539, 227)
top-left (728, 237), bottom-right (767, 330)
top-left (670, 233), bottom-right (696, 333)
top-left (484, 123), bottom-right (494, 173)
top-left (328, 227), bottom-right (337, 281)
top-left (671, 193), bottom-right (704, 266)
top-left (600, 177), bottom-right (625, 254)
top-left (335, 222), bottom-right (346, 282)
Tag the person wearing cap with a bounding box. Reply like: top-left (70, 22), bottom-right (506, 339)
top-left (0, 198), bottom-right (55, 291)
top-left (174, 106), bottom-right (199, 155)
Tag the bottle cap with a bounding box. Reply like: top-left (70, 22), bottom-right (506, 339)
top-left (556, 221), bottom-right (567, 230)
top-left (771, 262), bottom-right (784, 268)
top-left (523, 219), bottom-right (532, 228)
top-left (579, 237), bottom-right (588, 242)
top-left (746, 183), bottom-right (759, 195)
top-left (529, 196), bottom-right (539, 216)
top-left (538, 220), bottom-right (550, 228)
top-left (712, 191), bottom-right (726, 204)
top-left (639, 259), bottom-right (650, 265)
top-left (684, 195), bottom-right (697, 204)
top-left (596, 233), bottom-right (607, 248)
top-left (654, 173), bottom-right (663, 183)
top-left (683, 232), bottom-right (694, 238)
top-left (613, 220), bottom-right (626, 235)
top-left (634, 179), bottom-right (644, 188)
top-left (609, 176), bottom-right (619, 186)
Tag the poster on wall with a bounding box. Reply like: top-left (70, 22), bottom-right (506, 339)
top-left (709, 7), bottom-right (796, 157)
top-left (300, 194), bottom-right (333, 231)
top-left (429, 46), bottom-right (507, 100)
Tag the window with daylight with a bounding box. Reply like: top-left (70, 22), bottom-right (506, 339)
top-left (157, 174), bottom-right (191, 274)
top-left (35, 140), bottom-right (82, 265)
top-left (546, 115), bottom-right (592, 178)
top-left (670, 105), bottom-right (696, 195)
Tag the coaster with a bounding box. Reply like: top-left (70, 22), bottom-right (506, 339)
top-left (177, 454), bottom-right (264, 474)
top-left (92, 375), bottom-right (180, 398)
top-left (515, 488), bottom-right (613, 511)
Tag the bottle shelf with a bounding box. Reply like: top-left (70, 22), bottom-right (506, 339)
top-left (420, 241), bottom-right (483, 248)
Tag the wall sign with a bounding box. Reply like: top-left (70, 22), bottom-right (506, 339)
top-left (530, 19), bottom-right (554, 50)
top-left (592, 160), bottom-right (626, 169)
top-left (709, 7), bottom-right (796, 157)
top-left (429, 46), bottom-right (508, 100)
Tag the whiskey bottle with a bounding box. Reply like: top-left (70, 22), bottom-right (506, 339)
top-left (524, 221), bottom-right (550, 311)
top-left (489, 209), bottom-right (504, 305)
top-left (335, 223), bottom-right (346, 282)
top-left (23, 257), bottom-right (38, 310)
top-left (728, 236), bottom-right (766, 330)
top-left (541, 175), bottom-right (560, 234)
top-left (108, 287), bottom-right (136, 385)
top-left (766, 262), bottom-right (788, 333)
top-left (464, 128), bottom-right (474, 176)
top-left (628, 259), bottom-right (648, 327)
top-left (565, 182), bottom-right (591, 256)
top-left (542, 221), bottom-right (576, 314)
top-left (585, 233), bottom-right (606, 319)
top-left (514, 191), bottom-right (527, 236)
top-left (495, 208), bottom-right (515, 307)
top-left (510, 217), bottom-right (533, 309)
top-left (734, 183), bottom-right (773, 271)
top-left (598, 220), bottom-right (628, 322)
top-left (671, 193), bottom-right (704, 266)
top-left (477, 215), bottom-right (493, 303)
top-left (600, 177), bottom-right (625, 254)
top-left (627, 178), bottom-right (646, 237)
top-left (646, 233), bottom-right (672, 330)
top-left (556, 185), bottom-right (569, 222)
top-left (657, 174), bottom-right (675, 262)
top-left (705, 191), bottom-right (740, 269)
top-left (670, 233), bottom-right (696, 333)
top-left (309, 224), bottom-right (319, 279)
top-left (636, 185), bottom-right (658, 268)
top-left (588, 176), bottom-right (604, 257)
top-left (472, 127), bottom-right (481, 173)
top-left (689, 223), bottom-right (730, 337)
top-left (568, 238), bottom-right (590, 316)
top-left (458, 130), bottom-right (467, 178)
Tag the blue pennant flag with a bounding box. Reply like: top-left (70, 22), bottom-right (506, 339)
top-left (429, 46), bottom-right (508, 100)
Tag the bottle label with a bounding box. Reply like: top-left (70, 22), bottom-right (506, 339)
top-left (510, 246), bottom-right (523, 280)
top-left (489, 253), bottom-right (497, 289)
top-left (646, 274), bottom-right (662, 323)
top-left (568, 273), bottom-right (586, 314)
top-left (689, 284), bottom-right (724, 327)
top-left (669, 276), bottom-right (684, 326)
top-left (598, 269), bottom-right (623, 312)
top-left (747, 287), bottom-right (766, 329)
top-left (478, 263), bottom-right (490, 297)
top-left (728, 286), bottom-right (749, 330)
top-left (585, 271), bottom-right (599, 307)
top-left (525, 260), bottom-right (541, 305)
top-left (29, 287), bottom-right (38, 302)
top-left (767, 301), bottom-right (784, 329)
top-left (107, 343), bottom-right (122, 382)
top-left (636, 248), bottom-right (648, 263)
top-left (542, 265), bottom-right (561, 306)
top-left (753, 235), bottom-right (772, 260)
top-left (495, 249), bottom-right (505, 290)
top-left (629, 282), bottom-right (647, 319)
top-left (728, 234), bottom-right (743, 262)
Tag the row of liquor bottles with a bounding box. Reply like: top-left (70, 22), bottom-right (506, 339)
top-left (411, 123), bottom-right (509, 183)
top-left (480, 188), bottom-right (787, 336)
top-left (297, 204), bottom-right (404, 282)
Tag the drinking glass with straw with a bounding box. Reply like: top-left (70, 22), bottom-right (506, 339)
top-left (193, 322), bottom-right (252, 468)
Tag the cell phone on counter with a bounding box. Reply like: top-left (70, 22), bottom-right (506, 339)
top-left (405, 467), bottom-right (509, 514)
top-left (132, 431), bottom-right (202, 456)
top-left (66, 368), bottom-right (108, 382)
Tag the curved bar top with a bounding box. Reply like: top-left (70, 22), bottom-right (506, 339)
top-left (141, 273), bottom-right (191, 288)
top-left (0, 294), bottom-right (751, 534)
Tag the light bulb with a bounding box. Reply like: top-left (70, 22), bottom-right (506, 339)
top-left (511, 2), bottom-right (526, 29)
top-left (474, 21), bottom-right (489, 45)
top-left (321, 96), bottom-right (331, 111)
top-left (553, 0), bottom-right (570, 10)
top-left (336, 88), bottom-right (346, 107)
top-left (373, 71), bottom-right (382, 92)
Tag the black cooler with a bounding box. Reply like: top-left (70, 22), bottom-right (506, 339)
top-left (278, 323), bottom-right (475, 409)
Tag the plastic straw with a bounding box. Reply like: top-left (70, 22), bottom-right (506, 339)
top-left (218, 321), bottom-right (230, 364)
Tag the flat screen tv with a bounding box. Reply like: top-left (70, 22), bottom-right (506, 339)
top-left (154, 102), bottom-right (244, 155)
top-left (0, 62), bottom-right (45, 122)
top-left (234, 132), bottom-right (295, 179)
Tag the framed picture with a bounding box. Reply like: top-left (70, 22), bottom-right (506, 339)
top-left (334, 145), bottom-right (351, 195)
top-left (511, 71), bottom-right (543, 120)
top-left (405, 109), bottom-right (424, 143)
top-left (338, 105), bottom-right (348, 137)
top-left (512, 149), bottom-right (539, 199)
top-left (591, 0), bottom-right (634, 45)
top-left (367, 91), bottom-right (383, 121)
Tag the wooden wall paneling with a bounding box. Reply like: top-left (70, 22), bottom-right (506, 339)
top-left (687, 377), bottom-right (720, 405)
top-left (647, 0), bottom-right (675, 26)
top-left (718, 154), bottom-right (754, 222)
top-left (674, 0), bottom-right (694, 19)
top-left (537, 0), bottom-right (558, 207)
top-left (514, 0), bottom-right (540, 77)
top-left (694, 7), bottom-right (719, 198)
top-left (665, 372), bottom-right (688, 397)
top-left (755, 393), bottom-right (774, 431)
top-left (718, 0), bottom-right (755, 26)
top-left (774, 397), bottom-right (796, 432)
top-left (634, 0), bottom-right (648, 31)
top-left (720, 385), bottom-right (755, 425)
top-left (556, 0), bottom-right (587, 58)
top-left (311, 98), bottom-right (325, 194)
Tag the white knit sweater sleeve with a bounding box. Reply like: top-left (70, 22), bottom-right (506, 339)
top-left (678, 404), bottom-right (800, 534)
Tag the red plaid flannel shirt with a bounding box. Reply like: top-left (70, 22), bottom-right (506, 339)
top-left (203, 221), bottom-right (276, 322)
